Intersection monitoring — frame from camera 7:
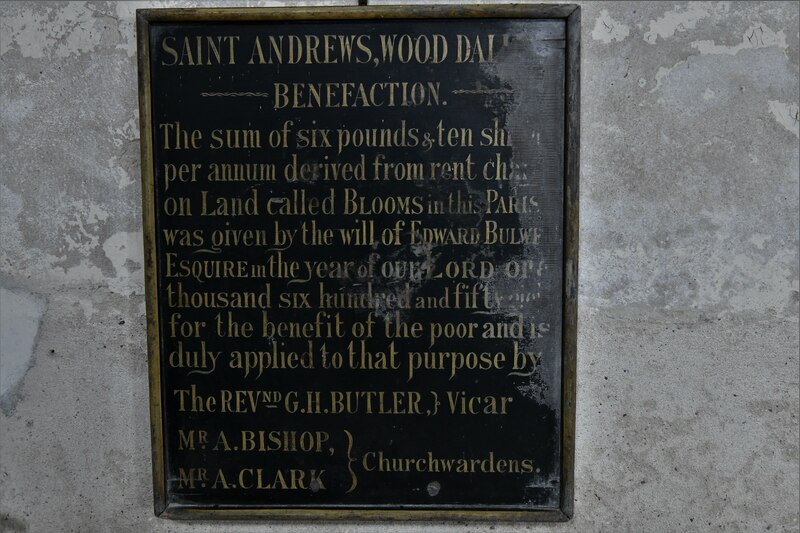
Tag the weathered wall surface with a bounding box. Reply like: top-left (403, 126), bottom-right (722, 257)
top-left (1, 1), bottom-right (797, 531)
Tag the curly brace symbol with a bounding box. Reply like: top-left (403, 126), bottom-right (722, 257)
top-left (343, 430), bottom-right (358, 493)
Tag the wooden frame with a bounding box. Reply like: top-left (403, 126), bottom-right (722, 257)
top-left (136, 3), bottom-right (579, 521)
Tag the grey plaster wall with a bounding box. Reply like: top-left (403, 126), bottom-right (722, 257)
top-left (0, 1), bottom-right (798, 531)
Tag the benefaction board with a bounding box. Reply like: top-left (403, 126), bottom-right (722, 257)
top-left (137, 5), bottom-right (579, 520)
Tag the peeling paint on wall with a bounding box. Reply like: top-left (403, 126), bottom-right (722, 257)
top-left (0, 2), bottom-right (107, 58)
top-left (768, 100), bottom-right (800, 138)
top-left (0, 287), bottom-right (46, 415)
top-left (643, 1), bottom-right (728, 44)
top-left (591, 10), bottom-right (629, 44)
top-left (691, 23), bottom-right (788, 55)
top-left (102, 231), bottom-right (144, 296)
